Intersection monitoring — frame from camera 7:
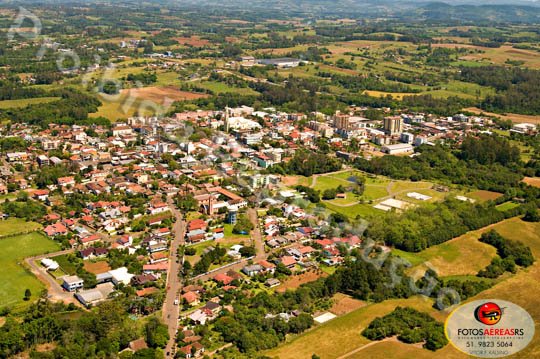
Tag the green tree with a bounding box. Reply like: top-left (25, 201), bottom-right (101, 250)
top-left (24, 289), bottom-right (31, 301)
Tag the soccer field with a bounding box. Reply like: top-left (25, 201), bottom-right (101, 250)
top-left (0, 232), bottom-right (60, 308)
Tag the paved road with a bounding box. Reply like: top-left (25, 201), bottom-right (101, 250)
top-left (163, 200), bottom-right (186, 358)
top-left (162, 207), bottom-right (264, 356)
top-left (25, 248), bottom-right (81, 306)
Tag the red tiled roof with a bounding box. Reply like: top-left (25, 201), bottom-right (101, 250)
top-left (214, 273), bottom-right (233, 285)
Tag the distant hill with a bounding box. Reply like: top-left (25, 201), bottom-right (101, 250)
top-left (415, 2), bottom-right (540, 23)
top-left (11, 0), bottom-right (540, 23)
top-left (169, 0), bottom-right (540, 22)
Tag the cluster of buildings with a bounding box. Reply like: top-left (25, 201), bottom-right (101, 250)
top-left (1, 100), bottom-right (536, 356)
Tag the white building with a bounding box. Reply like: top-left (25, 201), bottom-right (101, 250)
top-left (511, 123), bottom-right (537, 135)
top-left (227, 117), bottom-right (262, 131)
top-left (258, 58), bottom-right (302, 68)
top-left (381, 143), bottom-right (414, 155)
top-left (41, 258), bottom-right (59, 271)
top-left (109, 267), bottom-right (134, 286)
top-left (62, 275), bottom-right (84, 292)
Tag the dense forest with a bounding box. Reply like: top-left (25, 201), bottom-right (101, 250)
top-left (0, 88), bottom-right (104, 127)
top-left (415, 269), bottom-right (492, 309)
top-left (460, 66), bottom-right (540, 115)
top-left (355, 135), bottom-right (532, 191)
top-left (269, 150), bottom-right (342, 177)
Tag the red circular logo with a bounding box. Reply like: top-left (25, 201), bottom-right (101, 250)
top-left (474, 302), bottom-right (503, 325)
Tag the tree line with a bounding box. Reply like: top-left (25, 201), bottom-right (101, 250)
top-left (477, 230), bottom-right (534, 279)
top-left (362, 307), bottom-right (447, 351)
top-left (366, 198), bottom-right (524, 252)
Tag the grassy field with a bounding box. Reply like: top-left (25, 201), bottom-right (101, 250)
top-left (377, 218), bottom-right (540, 359)
top-left (399, 217), bottom-right (537, 278)
top-left (196, 81), bottom-right (259, 96)
top-left (0, 97), bottom-right (60, 109)
top-left (466, 190), bottom-right (504, 202)
top-left (523, 177), bottom-right (540, 188)
top-left (308, 170), bottom-right (454, 219)
top-left (0, 218), bottom-right (42, 236)
top-left (269, 217), bottom-right (540, 359)
top-left (324, 201), bottom-right (380, 219)
top-left (51, 254), bottom-right (78, 275)
top-left (495, 201), bottom-right (520, 212)
top-left (265, 296), bottom-right (443, 359)
top-left (402, 230), bottom-right (497, 278)
top-left (465, 107), bottom-right (540, 124)
top-left (0, 232), bottom-right (60, 308)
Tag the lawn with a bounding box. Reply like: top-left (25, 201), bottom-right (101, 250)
top-left (197, 81), bottom-right (259, 96)
top-left (362, 185), bottom-right (389, 201)
top-left (312, 176), bottom-right (352, 192)
top-left (51, 254), bottom-right (79, 275)
top-left (311, 171), bottom-right (458, 220)
top-left (0, 97), bottom-right (60, 109)
top-left (466, 190), bottom-right (504, 202)
top-left (223, 223), bottom-right (249, 240)
top-left (495, 201), bottom-right (520, 212)
top-left (313, 171), bottom-right (391, 204)
top-left (325, 192), bottom-right (361, 206)
top-left (0, 218), bottom-right (42, 236)
top-left (0, 232), bottom-right (60, 308)
top-left (388, 180), bottom-right (434, 195)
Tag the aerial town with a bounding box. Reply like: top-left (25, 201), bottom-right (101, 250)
top-left (1, 101), bottom-right (538, 357)
top-left (1, 1), bottom-right (540, 358)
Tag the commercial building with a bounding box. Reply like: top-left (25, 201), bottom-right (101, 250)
top-left (257, 58), bottom-right (301, 68)
top-left (400, 132), bottom-right (414, 144)
top-left (381, 143), bottom-right (414, 155)
top-left (383, 116), bottom-right (403, 135)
